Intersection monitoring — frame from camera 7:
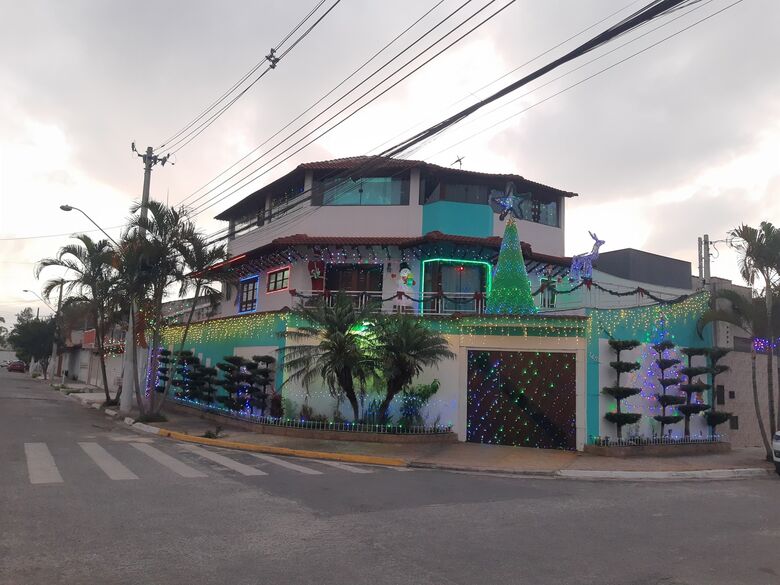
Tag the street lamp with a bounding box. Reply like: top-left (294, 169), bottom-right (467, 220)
top-left (22, 289), bottom-right (54, 312)
top-left (60, 204), bottom-right (120, 246)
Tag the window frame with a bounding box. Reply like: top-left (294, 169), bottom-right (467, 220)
top-left (266, 266), bottom-right (291, 293)
top-left (238, 276), bottom-right (259, 313)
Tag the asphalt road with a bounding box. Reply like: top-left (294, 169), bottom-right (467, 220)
top-left (1, 369), bottom-right (779, 585)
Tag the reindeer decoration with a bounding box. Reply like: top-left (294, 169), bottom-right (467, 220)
top-left (569, 231), bottom-right (605, 281)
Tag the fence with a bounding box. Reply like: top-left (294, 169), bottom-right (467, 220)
top-left (588, 434), bottom-right (727, 447)
top-left (171, 396), bottom-right (453, 435)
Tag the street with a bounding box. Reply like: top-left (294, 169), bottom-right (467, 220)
top-left (1, 369), bottom-right (778, 585)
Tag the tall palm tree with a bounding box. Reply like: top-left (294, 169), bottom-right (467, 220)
top-left (176, 232), bottom-right (226, 355)
top-left (730, 222), bottom-right (780, 429)
top-left (374, 315), bottom-right (454, 421)
top-left (123, 201), bottom-right (195, 416)
top-left (698, 289), bottom-right (780, 460)
top-left (36, 235), bottom-right (118, 404)
top-left (280, 295), bottom-right (377, 421)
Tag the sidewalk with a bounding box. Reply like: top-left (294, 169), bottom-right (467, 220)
top-left (131, 406), bottom-right (774, 479)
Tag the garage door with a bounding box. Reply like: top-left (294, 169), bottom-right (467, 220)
top-left (467, 350), bottom-right (576, 450)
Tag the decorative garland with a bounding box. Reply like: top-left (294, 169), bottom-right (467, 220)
top-left (289, 280), bottom-right (700, 307)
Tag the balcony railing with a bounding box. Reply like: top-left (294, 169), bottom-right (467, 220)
top-left (290, 289), bottom-right (490, 315)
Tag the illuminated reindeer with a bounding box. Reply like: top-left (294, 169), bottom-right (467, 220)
top-left (569, 231), bottom-right (605, 281)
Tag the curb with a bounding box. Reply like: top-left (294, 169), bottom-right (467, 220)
top-left (155, 428), bottom-right (407, 467)
top-left (409, 461), bottom-right (557, 477)
top-left (557, 467), bottom-right (773, 481)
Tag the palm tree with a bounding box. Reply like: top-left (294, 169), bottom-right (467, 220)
top-left (373, 315), bottom-right (454, 422)
top-left (280, 294), bottom-right (377, 422)
top-left (698, 289), bottom-right (780, 459)
top-left (730, 222), bottom-right (780, 429)
top-left (176, 232), bottom-right (226, 355)
top-left (36, 235), bottom-right (118, 404)
top-left (123, 201), bottom-right (195, 417)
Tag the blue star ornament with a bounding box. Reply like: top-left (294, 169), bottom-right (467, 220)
top-left (489, 182), bottom-right (531, 221)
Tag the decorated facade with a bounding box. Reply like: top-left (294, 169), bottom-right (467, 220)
top-left (164, 156), bottom-right (715, 451)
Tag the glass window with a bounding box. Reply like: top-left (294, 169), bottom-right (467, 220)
top-left (442, 183), bottom-right (489, 204)
top-left (322, 177), bottom-right (405, 206)
top-left (239, 277), bottom-right (258, 313)
top-left (267, 267), bottom-right (290, 292)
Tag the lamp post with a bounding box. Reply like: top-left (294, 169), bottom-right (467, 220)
top-left (59, 205), bottom-right (120, 246)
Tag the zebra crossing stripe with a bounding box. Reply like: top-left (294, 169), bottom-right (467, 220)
top-left (24, 443), bottom-right (63, 484)
top-left (78, 442), bottom-right (138, 480)
top-left (131, 443), bottom-right (207, 478)
top-left (249, 453), bottom-right (323, 475)
top-left (313, 460), bottom-right (374, 474)
top-left (180, 445), bottom-right (267, 476)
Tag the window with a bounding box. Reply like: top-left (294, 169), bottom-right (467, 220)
top-left (729, 416), bottom-right (739, 430)
top-left (716, 385), bottom-right (725, 406)
top-left (728, 390), bottom-right (736, 399)
top-left (321, 177), bottom-right (408, 206)
top-left (267, 267), bottom-right (290, 292)
top-left (239, 277), bottom-right (258, 313)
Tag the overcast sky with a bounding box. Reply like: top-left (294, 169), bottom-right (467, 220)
top-left (1, 0), bottom-right (778, 325)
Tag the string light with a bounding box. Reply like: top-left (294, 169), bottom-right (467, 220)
top-left (485, 218), bottom-right (537, 315)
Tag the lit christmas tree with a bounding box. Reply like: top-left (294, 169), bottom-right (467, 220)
top-left (485, 217), bottom-right (537, 315)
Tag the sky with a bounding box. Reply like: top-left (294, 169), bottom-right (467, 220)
top-left (1, 0), bottom-right (778, 326)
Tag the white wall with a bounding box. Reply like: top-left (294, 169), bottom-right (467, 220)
top-left (278, 332), bottom-right (588, 449)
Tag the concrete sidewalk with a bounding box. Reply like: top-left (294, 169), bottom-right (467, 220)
top-left (132, 406), bottom-right (775, 479)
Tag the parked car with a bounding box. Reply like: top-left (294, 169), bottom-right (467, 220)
top-left (773, 432), bottom-right (780, 476)
top-left (0, 360), bottom-right (10, 368)
top-left (7, 360), bottom-right (26, 373)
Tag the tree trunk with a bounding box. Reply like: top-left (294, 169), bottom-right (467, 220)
top-left (95, 317), bottom-right (112, 405)
top-left (339, 372), bottom-right (359, 422)
top-left (129, 305), bottom-right (147, 417)
top-left (684, 414), bottom-right (690, 439)
top-left (178, 283), bottom-right (201, 357)
top-left (751, 351), bottom-right (772, 460)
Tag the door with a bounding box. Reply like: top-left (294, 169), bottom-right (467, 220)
top-left (466, 350), bottom-right (576, 450)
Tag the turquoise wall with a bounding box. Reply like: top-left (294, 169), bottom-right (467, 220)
top-left (421, 201), bottom-right (494, 238)
top-left (584, 293), bottom-right (713, 440)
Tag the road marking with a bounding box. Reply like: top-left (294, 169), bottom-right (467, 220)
top-left (131, 443), bottom-right (207, 478)
top-left (249, 453), bottom-right (323, 475)
top-left (313, 460), bottom-right (374, 474)
top-left (382, 465), bottom-right (414, 472)
top-left (24, 443), bottom-right (63, 484)
top-left (108, 436), bottom-right (155, 443)
top-left (180, 445), bottom-right (267, 476)
top-left (78, 442), bottom-right (138, 480)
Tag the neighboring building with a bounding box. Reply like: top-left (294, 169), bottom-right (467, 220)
top-left (161, 296), bottom-right (219, 325)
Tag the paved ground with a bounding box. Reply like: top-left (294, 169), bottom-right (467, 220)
top-left (2, 369), bottom-right (779, 585)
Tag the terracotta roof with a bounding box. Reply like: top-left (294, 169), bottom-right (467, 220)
top-left (198, 231), bottom-right (570, 278)
top-left (215, 155), bottom-right (577, 220)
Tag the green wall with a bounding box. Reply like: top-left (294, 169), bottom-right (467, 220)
top-left (421, 201), bottom-right (494, 238)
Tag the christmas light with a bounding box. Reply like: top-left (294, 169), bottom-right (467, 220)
top-left (485, 218), bottom-right (537, 315)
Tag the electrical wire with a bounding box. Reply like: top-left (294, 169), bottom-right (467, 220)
top-left (190, 0), bottom-right (516, 217)
top-left (157, 0), bottom-right (342, 156)
top-left (177, 0), bottom-right (449, 207)
top-left (199, 0), bottom-right (744, 249)
top-left (180, 0), bottom-right (477, 210)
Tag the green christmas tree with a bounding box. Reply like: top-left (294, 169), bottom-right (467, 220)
top-left (485, 218), bottom-right (538, 315)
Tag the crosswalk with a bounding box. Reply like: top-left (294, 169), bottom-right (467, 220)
top-left (20, 440), bottom-right (414, 485)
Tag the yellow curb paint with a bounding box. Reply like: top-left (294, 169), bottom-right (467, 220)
top-left (155, 428), bottom-right (408, 468)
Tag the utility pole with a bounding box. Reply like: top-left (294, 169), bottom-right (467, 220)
top-left (120, 144), bottom-right (171, 414)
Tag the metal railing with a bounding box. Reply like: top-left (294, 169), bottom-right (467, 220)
top-left (172, 397), bottom-right (453, 435)
top-left (589, 434), bottom-right (727, 447)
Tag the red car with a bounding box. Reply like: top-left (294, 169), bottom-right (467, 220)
top-left (7, 361), bottom-right (26, 373)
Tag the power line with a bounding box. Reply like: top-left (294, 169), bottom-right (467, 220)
top-left (190, 0), bottom-right (516, 217)
top-left (0, 226), bottom-right (124, 242)
top-left (177, 0), bottom-right (449, 208)
top-left (180, 0), bottom-right (476, 211)
top-left (199, 0), bottom-right (743, 248)
top-left (423, 0), bottom-right (742, 162)
top-left (157, 0), bottom-right (342, 156)
top-left (378, 0), bottom-right (710, 158)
